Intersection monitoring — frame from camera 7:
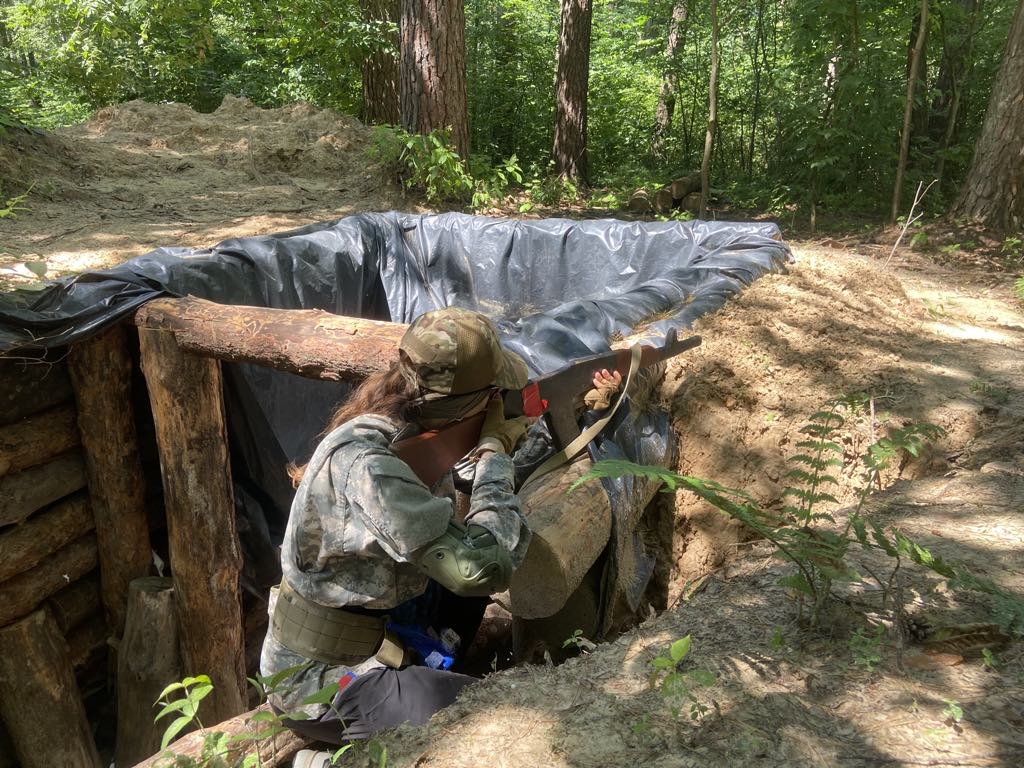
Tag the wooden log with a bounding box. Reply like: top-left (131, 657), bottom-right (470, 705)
top-left (131, 705), bottom-right (309, 768)
top-left (135, 296), bottom-right (407, 381)
top-left (69, 324), bottom-right (152, 635)
top-left (115, 577), bottom-right (181, 768)
top-left (46, 573), bottom-right (102, 633)
top-left (627, 189), bottom-right (653, 214)
top-left (0, 491), bottom-right (94, 583)
top-left (0, 353), bottom-right (73, 428)
top-left (505, 456), bottom-right (612, 619)
top-left (0, 450), bottom-right (87, 527)
top-left (654, 187), bottom-right (674, 215)
top-left (66, 614), bottom-right (109, 668)
top-left (0, 403), bottom-right (80, 477)
top-left (0, 534), bottom-right (99, 627)
top-left (0, 609), bottom-right (102, 768)
top-left (681, 191), bottom-right (702, 213)
top-left (138, 327), bottom-right (247, 723)
top-left (670, 173), bottom-right (701, 200)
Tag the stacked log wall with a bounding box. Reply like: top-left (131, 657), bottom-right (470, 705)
top-left (0, 348), bottom-right (140, 767)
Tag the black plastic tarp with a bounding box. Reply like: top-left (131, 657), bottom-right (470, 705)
top-left (0, 212), bottom-right (792, 606)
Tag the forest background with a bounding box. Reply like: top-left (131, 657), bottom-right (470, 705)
top-left (0, 0), bottom-right (1021, 228)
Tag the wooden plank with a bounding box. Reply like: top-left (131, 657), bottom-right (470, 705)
top-left (0, 609), bottom-right (102, 768)
top-left (134, 296), bottom-right (406, 381)
top-left (138, 327), bottom-right (246, 723)
top-left (115, 577), bottom-right (181, 768)
top-left (69, 324), bottom-right (152, 635)
top-left (0, 491), bottom-right (94, 583)
top-left (0, 450), bottom-right (87, 527)
top-left (0, 534), bottom-right (99, 627)
top-left (0, 402), bottom-right (80, 477)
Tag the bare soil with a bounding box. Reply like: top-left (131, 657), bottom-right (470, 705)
top-left (2, 101), bottom-right (1022, 767)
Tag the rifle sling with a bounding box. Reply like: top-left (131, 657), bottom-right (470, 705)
top-left (520, 343), bottom-right (643, 491)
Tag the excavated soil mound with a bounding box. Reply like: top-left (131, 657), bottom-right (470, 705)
top-left (0, 97), bottom-right (403, 285)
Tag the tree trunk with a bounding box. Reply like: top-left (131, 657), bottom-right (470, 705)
top-left (134, 296), bottom-right (407, 381)
top-left (399, 0), bottom-right (469, 159)
top-left (552, 0), bottom-right (593, 184)
top-left (0, 610), bottom-right (101, 768)
top-left (652, 0), bottom-right (691, 162)
top-left (138, 329), bottom-right (247, 724)
top-left (69, 324), bottom-right (152, 636)
top-left (950, 0), bottom-right (1024, 231)
top-left (116, 577), bottom-right (182, 768)
top-left (699, 0), bottom-right (719, 219)
top-left (892, 0), bottom-right (930, 225)
top-left (361, 0), bottom-right (400, 125)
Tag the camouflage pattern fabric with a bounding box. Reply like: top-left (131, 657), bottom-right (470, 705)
top-left (398, 307), bottom-right (528, 395)
top-left (260, 413), bottom-right (529, 716)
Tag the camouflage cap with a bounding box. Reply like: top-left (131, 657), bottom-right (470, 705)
top-left (398, 307), bottom-right (529, 395)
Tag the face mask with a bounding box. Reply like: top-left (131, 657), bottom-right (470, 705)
top-left (413, 389), bottom-right (494, 429)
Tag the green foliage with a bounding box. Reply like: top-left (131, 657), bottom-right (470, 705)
top-left (575, 397), bottom-right (1024, 635)
top-left (0, 183), bottom-right (30, 219)
top-left (152, 668), bottom-right (362, 767)
top-left (370, 126), bottom-right (522, 208)
top-left (1014, 277), bottom-right (1024, 304)
top-left (648, 635), bottom-right (717, 720)
top-left (849, 625), bottom-right (885, 671)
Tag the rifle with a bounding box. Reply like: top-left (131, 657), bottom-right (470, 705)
top-left (393, 330), bottom-right (701, 487)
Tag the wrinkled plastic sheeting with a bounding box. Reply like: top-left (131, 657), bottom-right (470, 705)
top-left (0, 212), bottom-right (792, 598)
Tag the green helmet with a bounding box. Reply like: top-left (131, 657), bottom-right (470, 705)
top-left (398, 307), bottom-right (529, 395)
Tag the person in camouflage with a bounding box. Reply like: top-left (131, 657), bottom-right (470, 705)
top-left (261, 307), bottom-right (534, 752)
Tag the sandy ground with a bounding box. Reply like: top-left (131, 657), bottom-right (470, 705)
top-left (1, 101), bottom-right (1022, 767)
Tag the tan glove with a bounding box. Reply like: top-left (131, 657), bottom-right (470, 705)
top-left (583, 368), bottom-right (623, 411)
top-left (477, 397), bottom-right (529, 454)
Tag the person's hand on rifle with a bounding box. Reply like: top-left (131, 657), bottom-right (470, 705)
top-left (583, 368), bottom-right (623, 411)
top-left (476, 395), bottom-right (530, 457)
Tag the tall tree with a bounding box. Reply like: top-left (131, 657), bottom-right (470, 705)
top-left (399, 0), bottom-right (470, 159)
top-left (699, 0), bottom-right (719, 219)
top-left (891, 0), bottom-right (930, 225)
top-left (652, 0), bottom-right (691, 163)
top-left (951, 0), bottom-right (1024, 230)
top-left (361, 0), bottom-right (399, 125)
top-left (552, 0), bottom-right (593, 183)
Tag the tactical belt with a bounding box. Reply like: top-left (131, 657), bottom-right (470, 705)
top-left (271, 580), bottom-right (407, 669)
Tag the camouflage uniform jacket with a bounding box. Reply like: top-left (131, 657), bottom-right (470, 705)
top-left (260, 413), bottom-right (530, 715)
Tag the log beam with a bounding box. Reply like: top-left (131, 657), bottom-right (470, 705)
top-left (0, 354), bottom-right (72, 428)
top-left (0, 534), bottom-right (99, 627)
top-left (134, 296), bottom-right (406, 381)
top-left (0, 609), bottom-right (102, 768)
top-left (46, 574), bottom-right (102, 634)
top-left (138, 327), bottom-right (247, 722)
top-left (69, 324), bottom-right (152, 635)
top-left (131, 705), bottom-right (309, 768)
top-left (116, 577), bottom-right (181, 768)
top-left (0, 403), bottom-right (80, 476)
top-left (0, 451), bottom-right (87, 527)
top-left (0, 492), bottom-right (94, 583)
top-left (504, 456), bottom-right (612, 619)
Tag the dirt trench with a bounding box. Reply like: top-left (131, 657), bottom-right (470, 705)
top-left (2, 100), bottom-right (1023, 767)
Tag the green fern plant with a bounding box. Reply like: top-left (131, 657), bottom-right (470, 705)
top-left (572, 398), bottom-right (1022, 633)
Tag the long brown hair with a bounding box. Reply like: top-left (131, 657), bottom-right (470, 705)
top-left (288, 359), bottom-right (419, 486)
